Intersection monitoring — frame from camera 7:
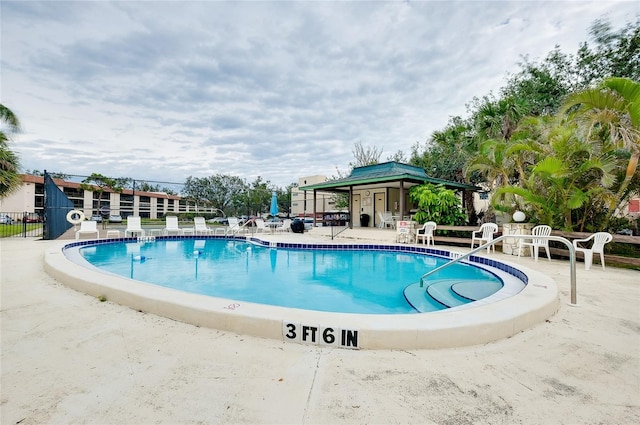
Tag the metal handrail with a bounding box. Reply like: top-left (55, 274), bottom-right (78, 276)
top-left (420, 234), bottom-right (578, 305)
top-left (331, 224), bottom-right (349, 240)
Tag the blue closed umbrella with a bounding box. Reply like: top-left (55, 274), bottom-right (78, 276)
top-left (270, 191), bottom-right (279, 217)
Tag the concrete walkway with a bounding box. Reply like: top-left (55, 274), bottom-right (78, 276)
top-left (1, 234), bottom-right (639, 424)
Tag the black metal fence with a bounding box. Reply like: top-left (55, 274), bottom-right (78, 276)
top-left (0, 212), bottom-right (45, 238)
top-left (0, 173), bottom-right (76, 239)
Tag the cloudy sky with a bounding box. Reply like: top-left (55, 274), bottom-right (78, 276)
top-left (2, 1), bottom-right (638, 189)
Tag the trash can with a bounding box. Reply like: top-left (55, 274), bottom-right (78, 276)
top-left (360, 213), bottom-right (370, 227)
top-left (291, 219), bottom-right (305, 233)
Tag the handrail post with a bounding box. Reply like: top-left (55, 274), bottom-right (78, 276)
top-left (420, 234), bottom-right (579, 306)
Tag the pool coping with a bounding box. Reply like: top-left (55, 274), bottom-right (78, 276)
top-left (44, 236), bottom-right (560, 350)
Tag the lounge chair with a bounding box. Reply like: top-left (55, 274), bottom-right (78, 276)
top-left (75, 220), bottom-right (99, 240)
top-left (573, 232), bottom-right (613, 270)
top-left (518, 225), bottom-right (552, 262)
top-left (276, 219), bottom-right (292, 233)
top-left (378, 211), bottom-right (395, 229)
top-left (226, 217), bottom-right (242, 235)
top-left (194, 217), bottom-right (213, 235)
top-left (471, 223), bottom-right (498, 253)
top-left (124, 216), bottom-right (145, 238)
top-left (254, 218), bottom-right (268, 233)
top-left (164, 216), bottom-right (183, 236)
top-left (416, 221), bottom-right (437, 246)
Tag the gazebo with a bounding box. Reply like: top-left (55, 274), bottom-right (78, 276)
top-left (299, 161), bottom-right (479, 228)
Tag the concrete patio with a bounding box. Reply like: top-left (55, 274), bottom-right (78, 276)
top-left (1, 230), bottom-right (639, 424)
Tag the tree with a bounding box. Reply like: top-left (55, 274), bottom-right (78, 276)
top-left (411, 116), bottom-right (481, 223)
top-left (576, 17), bottom-right (640, 83)
top-left (183, 174), bottom-right (246, 215)
top-left (410, 17), bottom-right (638, 231)
top-left (387, 150), bottom-right (407, 163)
top-left (410, 116), bottom-right (473, 183)
top-left (502, 47), bottom-right (576, 116)
top-left (24, 170), bottom-right (70, 179)
top-left (350, 141), bottom-right (382, 168)
top-left (493, 120), bottom-right (618, 231)
top-left (409, 183), bottom-right (467, 225)
top-left (0, 104), bottom-right (22, 198)
top-left (80, 173), bottom-right (124, 215)
top-left (246, 176), bottom-right (272, 216)
top-left (558, 77), bottom-right (640, 225)
top-left (328, 141), bottom-right (385, 211)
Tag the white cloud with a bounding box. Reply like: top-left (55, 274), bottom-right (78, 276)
top-left (2, 0), bottom-right (638, 188)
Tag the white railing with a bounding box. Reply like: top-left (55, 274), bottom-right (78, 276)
top-left (419, 235), bottom-right (579, 305)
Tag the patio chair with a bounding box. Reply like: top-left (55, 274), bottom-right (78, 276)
top-left (194, 217), bottom-right (213, 235)
top-left (124, 216), bottom-right (145, 237)
top-left (276, 219), bottom-right (292, 233)
top-left (226, 217), bottom-right (242, 235)
top-left (471, 222), bottom-right (499, 253)
top-left (378, 211), bottom-right (395, 229)
top-left (75, 220), bottom-right (99, 240)
top-left (254, 218), bottom-right (268, 233)
top-left (518, 225), bottom-right (552, 262)
top-left (416, 221), bottom-right (437, 246)
top-left (573, 232), bottom-right (613, 270)
top-left (163, 216), bottom-right (183, 236)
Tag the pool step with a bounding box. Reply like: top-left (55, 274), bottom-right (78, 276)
top-left (404, 279), bottom-right (503, 313)
top-left (403, 282), bottom-right (447, 312)
top-left (451, 280), bottom-right (503, 301)
top-left (426, 279), bottom-right (471, 308)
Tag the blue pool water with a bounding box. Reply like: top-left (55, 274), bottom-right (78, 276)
top-left (78, 239), bottom-right (503, 314)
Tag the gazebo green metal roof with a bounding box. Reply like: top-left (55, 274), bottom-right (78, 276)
top-left (300, 161), bottom-right (479, 192)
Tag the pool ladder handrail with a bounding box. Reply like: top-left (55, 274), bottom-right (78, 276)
top-left (420, 235), bottom-right (578, 306)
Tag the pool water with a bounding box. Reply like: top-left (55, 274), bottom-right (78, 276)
top-left (79, 239), bottom-right (503, 314)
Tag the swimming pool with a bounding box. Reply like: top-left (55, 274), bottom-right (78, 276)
top-left (46, 235), bottom-right (560, 349)
top-left (76, 239), bottom-right (504, 314)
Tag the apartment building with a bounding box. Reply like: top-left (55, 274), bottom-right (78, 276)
top-left (290, 175), bottom-right (344, 218)
top-left (0, 175), bottom-right (211, 219)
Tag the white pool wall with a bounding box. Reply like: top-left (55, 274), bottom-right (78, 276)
top-left (44, 239), bottom-right (559, 350)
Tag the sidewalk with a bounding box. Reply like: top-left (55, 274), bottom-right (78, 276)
top-left (1, 235), bottom-right (639, 424)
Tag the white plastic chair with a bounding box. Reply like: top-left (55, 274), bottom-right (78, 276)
top-left (378, 211), bottom-right (395, 229)
top-left (226, 217), bottom-right (242, 235)
top-left (254, 218), bottom-right (268, 233)
top-left (276, 219), bottom-right (292, 233)
top-left (163, 216), bottom-right (183, 235)
top-left (471, 223), bottom-right (499, 253)
top-left (124, 216), bottom-right (145, 237)
top-left (573, 232), bottom-right (613, 270)
top-left (193, 217), bottom-right (212, 235)
top-left (75, 220), bottom-right (99, 240)
top-left (416, 221), bottom-right (437, 246)
top-left (518, 225), bottom-right (552, 262)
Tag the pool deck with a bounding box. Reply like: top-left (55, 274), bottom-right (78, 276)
top-left (2, 228), bottom-right (639, 424)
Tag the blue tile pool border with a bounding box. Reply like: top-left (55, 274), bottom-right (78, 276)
top-left (64, 235), bottom-right (528, 286)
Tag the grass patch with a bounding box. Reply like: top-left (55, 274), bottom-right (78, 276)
top-left (0, 223), bottom-right (43, 238)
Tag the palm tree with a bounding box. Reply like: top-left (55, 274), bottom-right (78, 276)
top-left (0, 104), bottom-right (22, 198)
top-left (489, 115), bottom-right (618, 231)
top-left (558, 77), bottom-right (640, 221)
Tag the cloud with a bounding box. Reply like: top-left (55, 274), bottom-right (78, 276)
top-left (2, 0), bottom-right (638, 188)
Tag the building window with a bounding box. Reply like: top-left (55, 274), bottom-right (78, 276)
top-left (63, 187), bottom-right (83, 198)
top-left (120, 194), bottom-right (134, 216)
